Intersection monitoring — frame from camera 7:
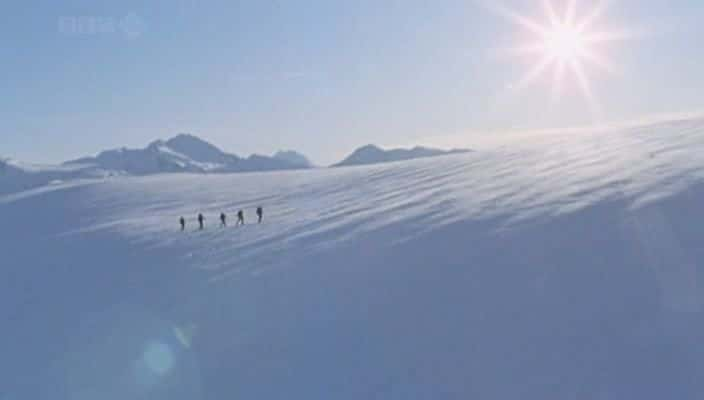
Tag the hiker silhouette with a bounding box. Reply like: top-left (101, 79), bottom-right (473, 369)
top-left (237, 210), bottom-right (245, 226)
top-left (198, 213), bottom-right (205, 230)
top-left (220, 212), bottom-right (227, 227)
top-left (256, 206), bottom-right (263, 224)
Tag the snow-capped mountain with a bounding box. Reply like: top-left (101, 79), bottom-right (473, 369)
top-left (273, 150), bottom-right (314, 168)
top-left (1, 135), bottom-right (313, 195)
top-left (65, 134), bottom-right (310, 175)
top-left (65, 140), bottom-right (201, 175)
top-left (1, 137), bottom-right (477, 196)
top-left (162, 134), bottom-right (239, 166)
top-left (333, 144), bottom-right (471, 167)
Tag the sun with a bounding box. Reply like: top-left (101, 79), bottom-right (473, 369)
top-left (485, 0), bottom-right (636, 113)
top-left (544, 23), bottom-right (585, 62)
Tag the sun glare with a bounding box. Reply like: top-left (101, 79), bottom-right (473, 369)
top-left (487, 0), bottom-right (636, 114)
top-left (544, 24), bottom-right (585, 61)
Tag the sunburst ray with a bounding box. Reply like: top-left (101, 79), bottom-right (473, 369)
top-left (565, 0), bottom-right (578, 26)
top-left (484, 0), bottom-right (635, 116)
top-left (578, 48), bottom-right (620, 76)
top-left (479, 1), bottom-right (548, 36)
top-left (550, 60), bottom-right (567, 106)
top-left (542, 0), bottom-right (561, 27)
top-left (576, 0), bottom-right (611, 33)
top-left (570, 58), bottom-right (601, 116)
top-left (516, 54), bottom-right (556, 90)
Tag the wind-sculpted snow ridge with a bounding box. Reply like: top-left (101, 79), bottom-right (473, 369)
top-left (2, 116), bottom-right (704, 399)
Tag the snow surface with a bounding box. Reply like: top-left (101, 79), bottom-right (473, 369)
top-left (0, 158), bottom-right (118, 195)
top-left (3, 116), bottom-right (704, 399)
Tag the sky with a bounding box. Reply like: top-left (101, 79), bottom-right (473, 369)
top-left (2, 0), bottom-right (703, 165)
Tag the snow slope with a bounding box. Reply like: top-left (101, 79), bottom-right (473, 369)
top-left (0, 158), bottom-right (118, 195)
top-left (3, 116), bottom-right (704, 399)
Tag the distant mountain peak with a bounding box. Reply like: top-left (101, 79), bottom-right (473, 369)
top-left (273, 150), bottom-right (314, 168)
top-left (358, 144), bottom-right (382, 151)
top-left (165, 133), bottom-right (212, 147)
top-left (171, 132), bottom-right (199, 140)
top-left (159, 134), bottom-right (234, 164)
top-left (59, 134), bottom-right (313, 177)
top-left (333, 144), bottom-right (471, 167)
top-left (147, 139), bottom-right (166, 149)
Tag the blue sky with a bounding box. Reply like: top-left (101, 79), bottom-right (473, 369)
top-left (2, 0), bottom-right (703, 165)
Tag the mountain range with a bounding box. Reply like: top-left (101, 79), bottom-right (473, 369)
top-left (64, 134), bottom-right (313, 174)
top-left (1, 135), bottom-right (470, 195)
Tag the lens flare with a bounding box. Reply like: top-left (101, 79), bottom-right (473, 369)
top-left (485, 0), bottom-right (637, 115)
top-left (143, 341), bottom-right (176, 376)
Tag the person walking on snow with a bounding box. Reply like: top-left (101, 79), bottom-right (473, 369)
top-left (198, 213), bottom-right (205, 230)
top-left (220, 212), bottom-right (227, 227)
top-left (237, 210), bottom-right (245, 226)
top-left (256, 206), bottom-right (263, 224)
top-left (180, 216), bottom-right (186, 231)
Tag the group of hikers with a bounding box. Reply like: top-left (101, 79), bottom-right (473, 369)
top-left (180, 206), bottom-right (263, 231)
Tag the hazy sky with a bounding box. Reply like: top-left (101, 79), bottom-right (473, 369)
top-left (2, 0), bottom-right (703, 165)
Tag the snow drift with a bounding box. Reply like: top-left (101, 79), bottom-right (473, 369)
top-left (2, 116), bottom-right (704, 399)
